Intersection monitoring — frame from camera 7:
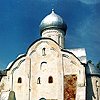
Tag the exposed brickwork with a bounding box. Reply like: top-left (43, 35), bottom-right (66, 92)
top-left (64, 75), bottom-right (77, 100)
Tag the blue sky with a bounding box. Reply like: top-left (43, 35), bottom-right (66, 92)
top-left (0, 0), bottom-right (100, 69)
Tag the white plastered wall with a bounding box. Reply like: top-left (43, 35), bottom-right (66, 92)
top-left (62, 51), bottom-right (86, 100)
top-left (27, 39), bottom-right (64, 100)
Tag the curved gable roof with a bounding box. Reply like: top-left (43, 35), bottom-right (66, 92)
top-left (61, 49), bottom-right (85, 65)
top-left (5, 38), bottom-right (61, 71)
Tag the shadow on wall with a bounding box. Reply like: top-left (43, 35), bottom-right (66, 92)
top-left (86, 64), bottom-right (96, 100)
top-left (8, 91), bottom-right (16, 100)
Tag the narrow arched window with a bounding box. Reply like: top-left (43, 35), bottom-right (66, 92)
top-left (48, 76), bottom-right (53, 83)
top-left (37, 77), bottom-right (41, 84)
top-left (96, 80), bottom-right (99, 87)
top-left (42, 48), bottom-right (46, 56)
top-left (58, 35), bottom-right (60, 45)
top-left (40, 62), bottom-right (47, 70)
top-left (18, 77), bottom-right (22, 83)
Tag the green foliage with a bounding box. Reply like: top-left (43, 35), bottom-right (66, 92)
top-left (96, 61), bottom-right (100, 70)
top-left (8, 91), bottom-right (16, 100)
top-left (87, 60), bottom-right (92, 63)
top-left (0, 83), bottom-right (4, 93)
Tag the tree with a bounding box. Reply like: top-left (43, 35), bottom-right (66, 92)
top-left (8, 91), bottom-right (16, 100)
top-left (96, 61), bottom-right (100, 70)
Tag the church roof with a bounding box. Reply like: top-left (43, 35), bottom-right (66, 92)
top-left (86, 62), bottom-right (100, 76)
top-left (67, 48), bottom-right (86, 63)
top-left (39, 9), bottom-right (67, 34)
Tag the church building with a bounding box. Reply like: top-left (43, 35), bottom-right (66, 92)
top-left (0, 10), bottom-right (100, 100)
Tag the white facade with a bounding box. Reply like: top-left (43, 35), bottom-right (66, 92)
top-left (0, 10), bottom-right (99, 100)
top-left (0, 39), bottom-right (86, 100)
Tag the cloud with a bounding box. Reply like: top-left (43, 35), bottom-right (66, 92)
top-left (78, 0), bottom-right (100, 5)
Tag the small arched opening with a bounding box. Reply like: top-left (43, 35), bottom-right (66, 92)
top-left (48, 76), bottom-right (53, 83)
top-left (18, 77), bottom-right (22, 83)
top-left (42, 48), bottom-right (46, 56)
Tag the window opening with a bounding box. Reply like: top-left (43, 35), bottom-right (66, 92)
top-left (37, 77), bottom-right (41, 84)
top-left (58, 35), bottom-right (60, 45)
top-left (96, 80), bottom-right (99, 87)
top-left (39, 98), bottom-right (46, 100)
top-left (42, 48), bottom-right (46, 56)
top-left (40, 62), bottom-right (47, 70)
top-left (18, 77), bottom-right (22, 83)
top-left (48, 76), bottom-right (53, 83)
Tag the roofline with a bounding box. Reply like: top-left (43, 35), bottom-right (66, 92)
top-left (5, 38), bottom-right (60, 71)
top-left (6, 54), bottom-right (26, 71)
top-left (4, 38), bottom-right (86, 71)
top-left (61, 49), bottom-right (85, 66)
top-left (85, 63), bottom-right (100, 77)
top-left (26, 37), bottom-right (60, 53)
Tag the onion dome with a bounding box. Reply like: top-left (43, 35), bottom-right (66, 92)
top-left (40, 9), bottom-right (67, 35)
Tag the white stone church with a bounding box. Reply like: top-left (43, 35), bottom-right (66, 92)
top-left (0, 10), bottom-right (100, 100)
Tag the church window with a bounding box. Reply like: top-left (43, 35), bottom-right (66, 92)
top-left (39, 98), bottom-right (46, 100)
top-left (48, 76), bottom-right (53, 83)
top-left (42, 48), bottom-right (46, 56)
top-left (58, 35), bottom-right (60, 45)
top-left (37, 77), bottom-right (41, 84)
top-left (40, 62), bottom-right (47, 70)
top-left (18, 77), bottom-right (22, 83)
top-left (96, 80), bottom-right (99, 87)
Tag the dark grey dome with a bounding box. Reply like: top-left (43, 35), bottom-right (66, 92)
top-left (40, 10), bottom-right (67, 35)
